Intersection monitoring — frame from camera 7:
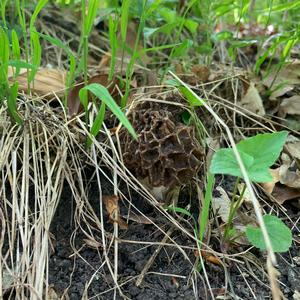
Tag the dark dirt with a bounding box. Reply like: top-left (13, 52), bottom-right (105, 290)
top-left (48, 173), bottom-right (300, 300)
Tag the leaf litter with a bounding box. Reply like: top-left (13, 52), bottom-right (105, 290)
top-left (1, 4), bottom-right (300, 300)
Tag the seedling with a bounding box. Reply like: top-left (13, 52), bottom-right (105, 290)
top-left (210, 131), bottom-right (292, 252)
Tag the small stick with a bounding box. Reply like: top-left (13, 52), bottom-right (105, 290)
top-left (136, 227), bottom-right (174, 287)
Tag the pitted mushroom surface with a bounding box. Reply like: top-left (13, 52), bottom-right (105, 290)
top-left (120, 100), bottom-right (204, 202)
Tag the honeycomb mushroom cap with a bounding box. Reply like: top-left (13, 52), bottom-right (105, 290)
top-left (121, 100), bottom-right (204, 192)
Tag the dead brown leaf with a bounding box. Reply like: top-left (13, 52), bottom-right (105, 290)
top-left (279, 95), bottom-right (300, 118)
top-left (83, 238), bottom-right (102, 249)
top-left (67, 74), bottom-right (120, 116)
top-left (191, 65), bottom-right (210, 82)
top-left (48, 286), bottom-right (60, 300)
top-left (122, 211), bottom-right (153, 224)
top-left (261, 168), bottom-right (280, 194)
top-left (212, 187), bottom-right (256, 245)
top-left (261, 154), bottom-right (300, 204)
top-left (103, 195), bottom-right (128, 230)
top-left (212, 187), bottom-right (231, 223)
top-left (194, 249), bottom-right (222, 266)
top-left (279, 153), bottom-right (300, 189)
top-left (240, 81), bottom-right (265, 116)
top-left (285, 135), bottom-right (300, 160)
top-left (272, 185), bottom-right (300, 205)
top-left (262, 60), bottom-right (300, 99)
top-left (8, 67), bottom-right (66, 97)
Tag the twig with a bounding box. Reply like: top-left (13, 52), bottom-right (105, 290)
top-left (136, 227), bottom-right (174, 287)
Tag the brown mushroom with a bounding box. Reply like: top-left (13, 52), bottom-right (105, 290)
top-left (120, 100), bottom-right (204, 203)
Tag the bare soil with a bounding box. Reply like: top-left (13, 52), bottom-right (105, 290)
top-left (48, 175), bottom-right (300, 300)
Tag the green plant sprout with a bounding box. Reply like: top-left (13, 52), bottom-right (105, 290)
top-left (210, 131), bottom-right (292, 252)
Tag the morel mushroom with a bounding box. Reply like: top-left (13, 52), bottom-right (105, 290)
top-left (120, 100), bottom-right (204, 203)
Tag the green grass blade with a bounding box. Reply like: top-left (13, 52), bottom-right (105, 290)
top-left (29, 0), bottom-right (48, 30)
top-left (36, 31), bottom-right (75, 58)
top-left (8, 82), bottom-right (23, 125)
top-left (84, 0), bottom-right (98, 35)
top-left (29, 29), bottom-right (41, 83)
top-left (79, 83), bottom-right (137, 139)
top-left (120, 0), bottom-right (130, 43)
top-left (0, 27), bottom-right (9, 84)
top-left (11, 29), bottom-right (21, 76)
top-left (7, 60), bottom-right (36, 71)
top-left (87, 102), bottom-right (106, 147)
top-left (165, 205), bottom-right (192, 218)
top-left (199, 173), bottom-right (215, 242)
top-left (0, 0), bottom-right (8, 27)
top-left (108, 15), bottom-right (117, 80)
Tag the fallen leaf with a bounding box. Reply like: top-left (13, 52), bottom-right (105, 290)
top-left (259, 156), bottom-right (300, 204)
top-left (279, 153), bottom-right (300, 189)
top-left (191, 65), bottom-right (210, 82)
top-left (285, 135), bottom-right (300, 160)
top-left (293, 256), bottom-right (300, 266)
top-left (48, 286), bottom-right (59, 300)
top-left (279, 168), bottom-right (300, 189)
top-left (240, 81), bottom-right (265, 116)
top-left (206, 137), bottom-right (220, 170)
top-left (269, 85), bottom-right (294, 100)
top-left (67, 74), bottom-right (120, 116)
top-left (237, 183), bottom-right (253, 206)
top-left (212, 187), bottom-right (256, 245)
top-left (83, 238), bottom-right (102, 249)
top-left (261, 168), bottom-right (280, 194)
top-left (194, 249), bottom-right (222, 266)
top-left (262, 61), bottom-right (300, 99)
top-left (103, 195), bottom-right (128, 230)
top-left (212, 187), bottom-right (231, 223)
top-left (8, 67), bottom-right (66, 97)
top-left (279, 95), bottom-right (300, 118)
top-left (272, 185), bottom-right (300, 205)
top-left (122, 211), bottom-right (153, 224)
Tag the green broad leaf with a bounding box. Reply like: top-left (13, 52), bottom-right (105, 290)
top-left (237, 131), bottom-right (288, 169)
top-left (172, 39), bottom-right (193, 58)
top-left (213, 31), bottom-right (233, 42)
top-left (230, 39), bottom-right (258, 48)
top-left (181, 111), bottom-right (192, 125)
top-left (246, 215), bottom-right (292, 253)
top-left (143, 23), bottom-right (178, 39)
top-left (210, 131), bottom-right (288, 183)
top-left (183, 19), bottom-right (198, 34)
top-left (210, 148), bottom-right (254, 178)
top-left (79, 83), bottom-right (137, 140)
